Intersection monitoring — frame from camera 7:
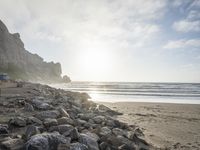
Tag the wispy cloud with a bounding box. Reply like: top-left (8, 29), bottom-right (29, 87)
top-left (172, 0), bottom-right (200, 32)
top-left (164, 39), bottom-right (200, 49)
top-left (173, 20), bottom-right (200, 32)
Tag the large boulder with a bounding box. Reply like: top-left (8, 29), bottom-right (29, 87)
top-left (25, 132), bottom-right (67, 150)
top-left (58, 107), bottom-right (70, 118)
top-left (25, 125), bottom-right (40, 140)
top-left (79, 133), bottom-right (99, 150)
top-left (35, 110), bottom-right (60, 121)
top-left (0, 124), bottom-right (9, 134)
top-left (92, 116), bottom-right (105, 124)
top-left (99, 127), bottom-right (112, 136)
top-left (9, 117), bottom-right (26, 127)
top-left (57, 117), bottom-right (74, 126)
top-left (43, 118), bottom-right (58, 128)
top-left (0, 137), bottom-right (24, 150)
top-left (31, 99), bottom-right (53, 110)
top-left (70, 142), bottom-right (88, 150)
top-left (49, 125), bottom-right (74, 134)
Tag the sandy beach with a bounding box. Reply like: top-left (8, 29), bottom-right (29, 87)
top-left (100, 102), bottom-right (200, 150)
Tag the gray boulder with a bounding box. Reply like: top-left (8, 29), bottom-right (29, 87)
top-left (70, 142), bottom-right (88, 150)
top-left (0, 124), bottom-right (9, 134)
top-left (57, 117), bottom-right (74, 125)
top-left (49, 125), bottom-right (74, 134)
top-left (24, 103), bottom-right (34, 112)
top-left (58, 107), bottom-right (70, 118)
top-left (25, 125), bottom-right (40, 140)
top-left (99, 127), bottom-right (112, 136)
top-left (9, 117), bottom-right (26, 127)
top-left (35, 110), bottom-right (60, 121)
top-left (26, 117), bottom-right (43, 125)
top-left (43, 118), bottom-right (58, 128)
top-left (92, 116), bottom-right (105, 124)
top-left (25, 132), bottom-right (67, 150)
top-left (79, 133), bottom-right (99, 150)
top-left (0, 137), bottom-right (24, 150)
top-left (112, 128), bottom-right (126, 136)
top-left (32, 99), bottom-right (53, 110)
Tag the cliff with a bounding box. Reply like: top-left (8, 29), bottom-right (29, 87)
top-left (0, 20), bottom-right (70, 83)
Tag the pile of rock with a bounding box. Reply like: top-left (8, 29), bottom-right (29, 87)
top-left (0, 82), bottom-right (151, 150)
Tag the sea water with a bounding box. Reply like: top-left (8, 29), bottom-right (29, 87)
top-left (51, 82), bottom-right (200, 104)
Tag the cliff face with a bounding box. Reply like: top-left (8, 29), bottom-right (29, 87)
top-left (0, 20), bottom-right (70, 83)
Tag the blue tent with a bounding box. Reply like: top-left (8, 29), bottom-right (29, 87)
top-left (0, 73), bottom-right (9, 80)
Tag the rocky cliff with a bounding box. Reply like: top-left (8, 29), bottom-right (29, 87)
top-left (0, 20), bottom-right (70, 83)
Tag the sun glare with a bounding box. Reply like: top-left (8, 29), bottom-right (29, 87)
top-left (78, 48), bottom-right (112, 79)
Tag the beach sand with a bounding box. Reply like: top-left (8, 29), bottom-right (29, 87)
top-left (100, 102), bottom-right (200, 150)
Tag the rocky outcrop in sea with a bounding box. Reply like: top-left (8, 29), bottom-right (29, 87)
top-left (0, 82), bottom-right (151, 150)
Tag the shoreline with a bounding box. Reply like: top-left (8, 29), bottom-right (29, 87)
top-left (100, 101), bottom-right (200, 149)
top-left (93, 99), bottom-right (200, 105)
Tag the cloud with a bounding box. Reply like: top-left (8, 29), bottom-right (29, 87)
top-left (164, 39), bottom-right (200, 49)
top-left (0, 0), bottom-right (165, 51)
top-left (172, 0), bottom-right (200, 32)
top-left (173, 20), bottom-right (200, 32)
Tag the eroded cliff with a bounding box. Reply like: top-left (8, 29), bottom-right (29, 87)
top-left (0, 20), bottom-right (70, 83)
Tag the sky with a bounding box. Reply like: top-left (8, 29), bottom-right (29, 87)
top-left (0, 0), bottom-right (200, 82)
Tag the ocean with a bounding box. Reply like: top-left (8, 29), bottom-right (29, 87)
top-left (52, 82), bottom-right (200, 104)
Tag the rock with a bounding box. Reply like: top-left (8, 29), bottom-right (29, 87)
top-left (79, 133), bottom-right (99, 150)
top-left (0, 124), bottom-right (9, 134)
top-left (97, 104), bottom-right (123, 115)
top-left (25, 125), bottom-right (40, 140)
top-left (113, 120), bottom-right (129, 129)
top-left (49, 125), bottom-right (74, 134)
top-left (32, 99), bottom-right (53, 110)
top-left (100, 135), bottom-right (123, 148)
top-left (84, 132), bottom-right (100, 142)
top-left (134, 128), bottom-right (144, 137)
top-left (24, 103), bottom-right (34, 112)
top-left (112, 128), bottom-right (125, 136)
top-left (130, 134), bottom-right (149, 149)
top-left (105, 119), bottom-right (116, 127)
top-left (57, 117), bottom-right (74, 125)
top-left (57, 137), bottom-right (71, 150)
top-left (0, 20), bottom-right (65, 83)
top-left (99, 142), bottom-right (111, 150)
top-left (26, 117), bottom-right (43, 125)
top-left (69, 128), bottom-right (79, 141)
top-left (117, 135), bottom-right (136, 147)
top-left (35, 110), bottom-right (60, 120)
top-left (25, 132), bottom-right (67, 150)
top-left (70, 142), bottom-right (88, 150)
top-left (0, 138), bottom-right (24, 150)
top-left (99, 127), bottom-right (112, 136)
top-left (62, 75), bottom-right (71, 83)
top-left (92, 116), bottom-right (105, 124)
top-left (77, 113), bottom-right (95, 121)
top-left (43, 118), bottom-right (58, 128)
top-left (9, 117), bottom-right (26, 127)
top-left (118, 144), bottom-right (136, 150)
top-left (63, 128), bottom-right (79, 141)
top-left (75, 119), bottom-right (87, 126)
top-left (58, 107), bottom-right (70, 118)
top-left (57, 143), bottom-right (70, 150)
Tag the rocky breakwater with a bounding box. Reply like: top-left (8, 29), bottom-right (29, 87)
top-left (0, 82), bottom-right (152, 150)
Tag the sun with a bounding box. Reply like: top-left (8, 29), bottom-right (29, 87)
top-left (78, 48), bottom-right (112, 80)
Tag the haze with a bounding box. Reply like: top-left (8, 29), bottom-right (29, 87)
top-left (0, 0), bottom-right (200, 82)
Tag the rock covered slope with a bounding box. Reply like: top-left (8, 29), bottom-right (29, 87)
top-left (0, 82), bottom-right (152, 150)
top-left (0, 20), bottom-right (70, 83)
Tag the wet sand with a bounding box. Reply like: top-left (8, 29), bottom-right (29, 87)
top-left (100, 102), bottom-right (200, 150)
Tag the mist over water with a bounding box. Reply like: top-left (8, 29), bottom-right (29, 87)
top-left (52, 82), bottom-right (200, 104)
